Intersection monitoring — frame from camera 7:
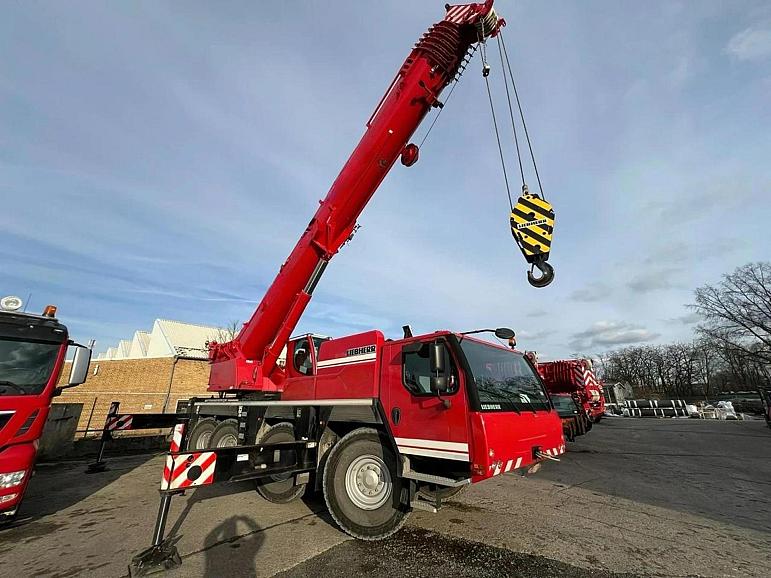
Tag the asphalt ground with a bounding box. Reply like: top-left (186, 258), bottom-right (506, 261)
top-left (0, 418), bottom-right (769, 577)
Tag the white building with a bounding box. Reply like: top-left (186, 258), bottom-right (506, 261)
top-left (97, 319), bottom-right (230, 360)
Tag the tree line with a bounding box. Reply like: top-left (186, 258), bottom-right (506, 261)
top-left (592, 262), bottom-right (771, 399)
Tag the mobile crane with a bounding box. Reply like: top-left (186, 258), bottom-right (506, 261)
top-left (0, 296), bottom-right (92, 524)
top-left (130, 3), bottom-right (564, 574)
top-left (538, 358), bottom-right (606, 423)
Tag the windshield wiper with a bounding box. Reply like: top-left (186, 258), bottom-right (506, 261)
top-left (518, 395), bottom-right (538, 415)
top-left (476, 384), bottom-right (521, 415)
top-left (505, 378), bottom-right (541, 414)
top-left (0, 380), bottom-right (25, 394)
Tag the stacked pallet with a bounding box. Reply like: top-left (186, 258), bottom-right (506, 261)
top-left (623, 399), bottom-right (689, 418)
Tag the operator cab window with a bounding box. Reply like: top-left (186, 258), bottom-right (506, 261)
top-left (402, 342), bottom-right (458, 396)
top-left (293, 338), bottom-right (314, 376)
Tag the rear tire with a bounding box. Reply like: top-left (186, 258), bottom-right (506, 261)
top-left (209, 419), bottom-right (240, 448)
top-left (323, 428), bottom-right (410, 540)
top-left (188, 418), bottom-right (218, 450)
top-left (255, 423), bottom-right (306, 504)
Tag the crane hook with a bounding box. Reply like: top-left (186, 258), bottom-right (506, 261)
top-left (527, 259), bottom-right (554, 288)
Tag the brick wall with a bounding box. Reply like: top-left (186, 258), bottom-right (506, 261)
top-left (56, 357), bottom-right (210, 437)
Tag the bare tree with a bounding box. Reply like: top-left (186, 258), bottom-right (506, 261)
top-left (693, 262), bottom-right (771, 365)
top-left (212, 320), bottom-right (242, 344)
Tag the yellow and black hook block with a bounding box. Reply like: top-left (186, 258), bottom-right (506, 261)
top-left (510, 191), bottom-right (555, 288)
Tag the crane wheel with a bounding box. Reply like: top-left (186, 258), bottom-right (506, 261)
top-left (209, 419), bottom-right (240, 448)
top-left (417, 484), bottom-right (467, 502)
top-left (187, 418), bottom-right (218, 450)
top-left (323, 428), bottom-right (410, 540)
top-left (255, 423), bottom-right (307, 504)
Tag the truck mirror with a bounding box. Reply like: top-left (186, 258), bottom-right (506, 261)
top-left (494, 327), bottom-right (516, 340)
top-left (68, 345), bottom-right (92, 386)
top-left (429, 341), bottom-right (445, 374)
top-left (430, 375), bottom-right (449, 393)
top-left (429, 341), bottom-right (449, 393)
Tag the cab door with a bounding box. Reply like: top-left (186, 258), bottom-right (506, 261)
top-left (281, 335), bottom-right (318, 400)
top-left (381, 338), bottom-right (471, 463)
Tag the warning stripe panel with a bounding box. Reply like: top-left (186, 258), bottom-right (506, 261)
top-left (106, 415), bottom-right (133, 431)
top-left (161, 451), bottom-right (217, 490)
top-left (445, 5), bottom-right (475, 24)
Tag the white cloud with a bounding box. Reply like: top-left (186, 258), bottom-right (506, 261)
top-left (726, 23), bottom-right (771, 61)
top-left (569, 321), bottom-right (659, 351)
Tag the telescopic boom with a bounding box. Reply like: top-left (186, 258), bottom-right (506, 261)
top-left (208, 2), bottom-right (502, 392)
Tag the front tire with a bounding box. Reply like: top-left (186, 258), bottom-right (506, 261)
top-left (323, 428), bottom-right (410, 540)
top-left (255, 423), bottom-right (306, 504)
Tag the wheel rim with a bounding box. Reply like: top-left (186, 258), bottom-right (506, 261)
top-left (216, 432), bottom-right (238, 448)
top-left (345, 454), bottom-right (392, 510)
top-left (195, 431), bottom-right (212, 450)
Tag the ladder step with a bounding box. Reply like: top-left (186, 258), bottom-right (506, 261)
top-left (410, 499), bottom-right (437, 514)
top-left (402, 470), bottom-right (470, 488)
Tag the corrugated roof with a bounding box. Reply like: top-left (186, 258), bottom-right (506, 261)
top-left (117, 339), bottom-right (132, 358)
top-left (128, 331), bottom-right (150, 358)
top-left (97, 319), bottom-right (227, 360)
top-left (156, 319), bottom-right (224, 357)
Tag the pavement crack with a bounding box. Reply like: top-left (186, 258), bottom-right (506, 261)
top-left (555, 476), bottom-right (603, 492)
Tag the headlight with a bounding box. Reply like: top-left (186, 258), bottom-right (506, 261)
top-left (0, 470), bottom-right (26, 489)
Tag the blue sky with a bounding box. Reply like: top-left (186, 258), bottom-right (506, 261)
top-left (2, 1), bottom-right (770, 359)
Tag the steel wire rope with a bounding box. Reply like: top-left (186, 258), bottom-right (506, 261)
top-left (499, 30), bottom-right (545, 199)
top-left (495, 34), bottom-right (525, 189)
top-left (479, 30), bottom-right (514, 211)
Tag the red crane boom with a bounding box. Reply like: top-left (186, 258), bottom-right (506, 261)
top-left (208, 1), bottom-right (502, 392)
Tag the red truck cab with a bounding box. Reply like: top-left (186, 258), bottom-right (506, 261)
top-left (280, 330), bottom-right (565, 481)
top-left (0, 299), bottom-right (92, 523)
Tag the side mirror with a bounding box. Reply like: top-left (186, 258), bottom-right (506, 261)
top-left (54, 341), bottom-right (93, 396)
top-left (429, 341), bottom-right (449, 393)
top-left (494, 327), bottom-right (516, 340)
top-left (69, 345), bottom-right (92, 386)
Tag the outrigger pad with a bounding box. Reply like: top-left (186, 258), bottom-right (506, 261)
top-left (128, 538), bottom-right (182, 577)
top-left (85, 462), bottom-right (108, 474)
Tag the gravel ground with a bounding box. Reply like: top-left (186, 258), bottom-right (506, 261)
top-left (276, 526), bottom-right (638, 578)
